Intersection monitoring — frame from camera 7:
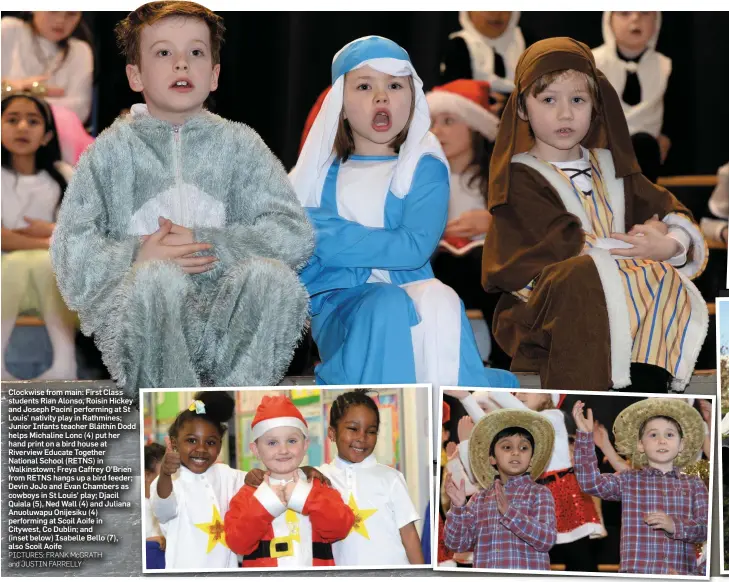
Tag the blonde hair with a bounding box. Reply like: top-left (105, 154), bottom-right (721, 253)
top-left (333, 76), bottom-right (416, 162)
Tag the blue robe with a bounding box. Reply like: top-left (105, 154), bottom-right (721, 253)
top-left (301, 154), bottom-right (518, 390)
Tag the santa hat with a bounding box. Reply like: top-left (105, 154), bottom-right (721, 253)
top-left (442, 402), bottom-right (451, 425)
top-left (551, 394), bottom-right (566, 408)
top-left (426, 79), bottom-right (500, 141)
top-left (251, 395), bottom-right (308, 440)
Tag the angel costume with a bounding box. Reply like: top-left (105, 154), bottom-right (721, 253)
top-left (292, 36), bottom-right (518, 434)
top-left (482, 38), bottom-right (708, 392)
top-left (51, 105), bottom-right (314, 395)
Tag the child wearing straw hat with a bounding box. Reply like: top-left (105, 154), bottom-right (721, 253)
top-left (443, 409), bottom-right (557, 570)
top-left (572, 398), bottom-right (709, 575)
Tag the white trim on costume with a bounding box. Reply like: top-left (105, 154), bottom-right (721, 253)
top-left (251, 417), bottom-right (309, 440)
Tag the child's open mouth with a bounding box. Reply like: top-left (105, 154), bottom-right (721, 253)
top-left (170, 78), bottom-right (195, 93)
top-left (189, 456), bottom-right (209, 467)
top-left (372, 110), bottom-right (392, 132)
top-left (556, 128), bottom-right (573, 137)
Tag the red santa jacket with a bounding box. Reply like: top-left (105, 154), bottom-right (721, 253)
top-left (225, 476), bottom-right (354, 568)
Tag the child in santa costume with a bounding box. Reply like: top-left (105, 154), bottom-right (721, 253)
top-left (427, 79), bottom-right (509, 369)
top-left (481, 37), bottom-right (708, 393)
top-left (592, 12), bottom-right (671, 182)
top-left (446, 389), bottom-right (606, 571)
top-left (224, 395), bottom-right (354, 568)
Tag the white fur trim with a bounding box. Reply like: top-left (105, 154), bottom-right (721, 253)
top-left (426, 91), bottom-right (500, 141)
top-left (286, 470), bottom-right (313, 513)
top-left (557, 521), bottom-right (606, 544)
top-left (252, 417), bottom-right (308, 440)
top-left (512, 153), bottom-right (594, 234)
top-left (668, 272), bottom-right (709, 392)
top-left (662, 212), bottom-right (707, 280)
top-left (253, 481), bottom-right (287, 517)
top-left (586, 248), bottom-right (633, 388)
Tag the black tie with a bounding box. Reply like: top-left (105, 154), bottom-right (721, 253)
top-left (493, 51), bottom-right (506, 79)
top-left (617, 49), bottom-right (644, 106)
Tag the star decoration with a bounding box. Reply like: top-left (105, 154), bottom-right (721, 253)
top-left (194, 505), bottom-right (228, 553)
top-left (347, 493), bottom-right (377, 540)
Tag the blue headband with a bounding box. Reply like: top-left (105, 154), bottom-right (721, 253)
top-left (331, 36), bottom-right (411, 83)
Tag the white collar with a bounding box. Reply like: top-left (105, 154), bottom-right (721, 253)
top-left (333, 454), bottom-right (378, 470)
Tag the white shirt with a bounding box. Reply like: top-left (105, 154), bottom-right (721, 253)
top-left (150, 464), bottom-right (247, 570)
top-left (143, 497), bottom-right (163, 540)
top-left (2, 17), bottom-right (94, 122)
top-left (448, 170), bottom-right (487, 241)
top-left (1, 166), bottom-right (66, 229)
top-left (336, 156), bottom-right (398, 284)
top-left (319, 455), bottom-right (419, 566)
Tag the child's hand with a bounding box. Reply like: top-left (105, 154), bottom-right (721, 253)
top-left (244, 468), bottom-right (268, 488)
top-left (609, 225), bottom-right (680, 262)
top-left (443, 389), bottom-right (470, 400)
top-left (16, 216), bottom-right (55, 239)
top-left (444, 209), bottom-right (492, 239)
top-left (592, 421), bottom-right (610, 451)
top-left (644, 511), bottom-right (675, 534)
top-left (264, 475), bottom-right (286, 504)
top-left (445, 441), bottom-right (458, 460)
top-left (136, 218), bottom-right (217, 274)
top-left (494, 478), bottom-right (509, 515)
top-left (161, 437), bottom-right (181, 476)
top-left (151, 217), bottom-right (195, 246)
top-left (283, 471), bottom-right (298, 503)
top-left (697, 399), bottom-right (712, 425)
top-left (302, 466), bottom-right (331, 487)
top-left (631, 214), bottom-right (668, 236)
top-left (444, 473), bottom-right (467, 507)
top-left (457, 416), bottom-right (475, 442)
top-left (572, 401), bottom-right (594, 433)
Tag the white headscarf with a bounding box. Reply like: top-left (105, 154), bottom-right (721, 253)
top-left (292, 36), bottom-right (447, 208)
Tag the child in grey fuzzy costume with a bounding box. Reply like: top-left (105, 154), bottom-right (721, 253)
top-left (50, 2), bottom-right (314, 395)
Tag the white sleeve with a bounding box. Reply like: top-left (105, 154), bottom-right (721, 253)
top-left (709, 163), bottom-right (729, 218)
top-left (53, 39), bottom-right (94, 121)
top-left (666, 226), bottom-right (690, 266)
top-left (457, 440), bottom-right (476, 483)
top-left (446, 456), bottom-right (479, 496)
top-left (484, 390), bottom-right (525, 410)
top-left (389, 471), bottom-right (420, 529)
top-left (150, 476), bottom-right (179, 524)
top-left (1, 18), bottom-right (23, 78)
top-left (460, 394), bottom-right (486, 422)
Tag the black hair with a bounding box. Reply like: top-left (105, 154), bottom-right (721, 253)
top-left (168, 391), bottom-right (235, 440)
top-left (329, 389), bottom-right (380, 430)
top-left (489, 427), bottom-right (535, 457)
top-left (466, 130), bottom-right (492, 203)
top-left (144, 442), bottom-right (165, 473)
top-left (1, 93), bottom-right (68, 201)
top-left (638, 415), bottom-right (683, 440)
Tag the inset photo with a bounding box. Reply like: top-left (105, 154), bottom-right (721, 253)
top-left (717, 297), bottom-right (729, 574)
top-left (436, 388), bottom-right (713, 578)
top-left (139, 385), bottom-right (433, 573)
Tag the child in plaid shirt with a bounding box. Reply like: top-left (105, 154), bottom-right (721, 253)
top-left (443, 409), bottom-right (557, 570)
top-left (572, 398), bottom-right (709, 575)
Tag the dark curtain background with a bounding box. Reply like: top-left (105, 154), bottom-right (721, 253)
top-left (81, 11), bottom-right (728, 174)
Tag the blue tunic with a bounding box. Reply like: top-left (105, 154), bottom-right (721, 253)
top-left (301, 154), bottom-right (518, 390)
